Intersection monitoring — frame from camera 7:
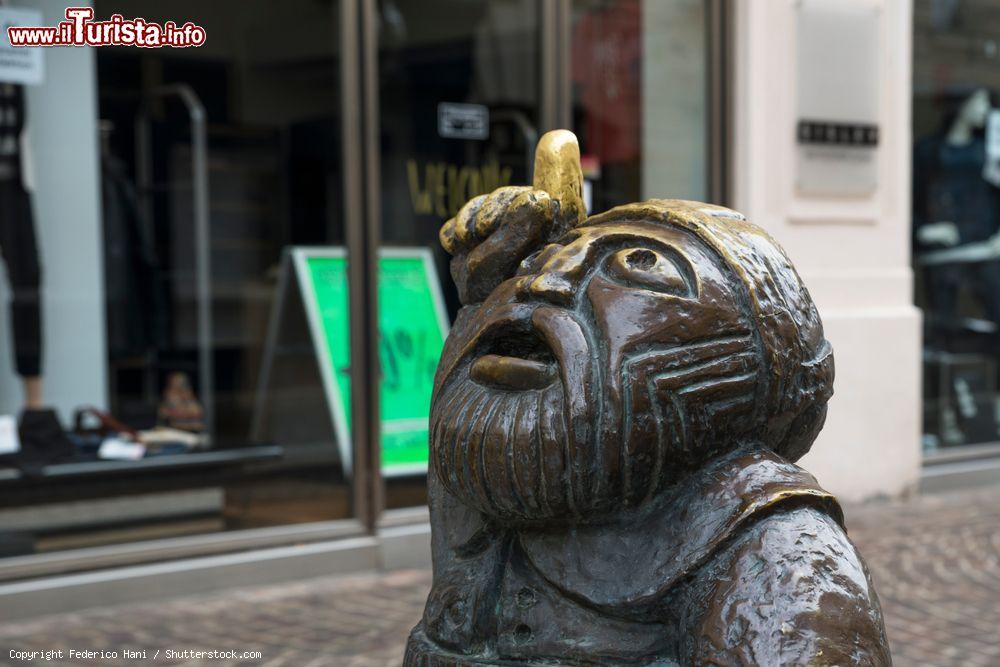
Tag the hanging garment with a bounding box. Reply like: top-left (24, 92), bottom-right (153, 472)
top-left (101, 151), bottom-right (167, 358)
top-left (0, 84), bottom-right (42, 378)
top-left (913, 135), bottom-right (1000, 244)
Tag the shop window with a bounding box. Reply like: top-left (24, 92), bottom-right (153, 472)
top-left (376, 0), bottom-right (542, 510)
top-left (913, 0), bottom-right (1000, 452)
top-left (0, 0), bottom-right (720, 561)
top-left (0, 0), bottom-right (359, 561)
top-left (571, 0), bottom-right (708, 212)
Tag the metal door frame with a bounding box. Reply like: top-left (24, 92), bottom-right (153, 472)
top-left (342, 0), bottom-right (383, 532)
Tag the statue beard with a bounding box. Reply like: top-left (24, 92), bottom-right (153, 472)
top-left (429, 302), bottom-right (708, 525)
top-left (430, 371), bottom-right (593, 525)
top-left (430, 350), bottom-right (759, 526)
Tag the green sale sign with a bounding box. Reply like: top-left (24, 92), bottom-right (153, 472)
top-left (293, 248), bottom-right (449, 476)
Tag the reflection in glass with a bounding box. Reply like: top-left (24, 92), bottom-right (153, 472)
top-left (377, 0), bottom-right (541, 509)
top-left (913, 0), bottom-right (1000, 451)
top-left (0, 0), bottom-right (357, 561)
top-left (571, 0), bottom-right (707, 213)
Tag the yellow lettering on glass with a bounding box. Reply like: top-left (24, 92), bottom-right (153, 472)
top-left (406, 159), bottom-right (513, 218)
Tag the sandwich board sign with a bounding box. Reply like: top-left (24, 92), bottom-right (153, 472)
top-left (253, 246), bottom-right (448, 477)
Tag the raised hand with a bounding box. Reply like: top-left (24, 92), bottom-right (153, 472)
top-left (440, 130), bottom-right (586, 305)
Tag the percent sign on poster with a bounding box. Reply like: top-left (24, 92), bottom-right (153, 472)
top-left (295, 248), bottom-right (449, 476)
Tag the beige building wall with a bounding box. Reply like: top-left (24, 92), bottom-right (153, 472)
top-left (731, 0), bottom-right (922, 501)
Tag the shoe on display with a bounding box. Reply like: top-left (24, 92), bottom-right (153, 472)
top-left (16, 408), bottom-right (78, 474)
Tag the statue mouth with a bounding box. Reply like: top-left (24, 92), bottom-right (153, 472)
top-left (470, 349), bottom-right (558, 390)
top-left (468, 310), bottom-right (566, 391)
top-left (441, 301), bottom-right (593, 399)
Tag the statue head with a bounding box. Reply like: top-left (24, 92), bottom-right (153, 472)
top-left (430, 133), bottom-right (833, 525)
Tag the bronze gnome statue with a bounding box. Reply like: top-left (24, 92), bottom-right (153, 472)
top-left (405, 131), bottom-right (890, 666)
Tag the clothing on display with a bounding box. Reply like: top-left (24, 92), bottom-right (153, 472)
top-left (913, 91), bottom-right (1000, 450)
top-left (913, 135), bottom-right (1000, 245)
top-left (571, 0), bottom-right (641, 164)
top-left (0, 84), bottom-right (42, 378)
top-left (0, 404), bottom-right (205, 475)
top-left (570, 1), bottom-right (642, 211)
top-left (914, 122), bottom-right (1000, 324)
top-left (101, 149), bottom-right (167, 359)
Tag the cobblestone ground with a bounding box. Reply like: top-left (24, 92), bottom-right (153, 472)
top-left (847, 485), bottom-right (1000, 667)
top-left (0, 484), bottom-right (998, 667)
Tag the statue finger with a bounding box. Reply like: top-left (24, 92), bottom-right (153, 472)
top-left (441, 194), bottom-right (487, 255)
top-left (470, 186), bottom-right (535, 241)
top-left (532, 129), bottom-right (586, 227)
top-left (464, 191), bottom-right (554, 301)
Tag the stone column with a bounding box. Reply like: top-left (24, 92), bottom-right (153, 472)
top-left (731, 0), bottom-right (921, 501)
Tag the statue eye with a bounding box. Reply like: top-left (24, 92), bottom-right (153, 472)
top-left (605, 248), bottom-right (690, 294)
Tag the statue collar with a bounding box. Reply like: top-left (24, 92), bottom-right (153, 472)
top-left (517, 448), bottom-right (842, 611)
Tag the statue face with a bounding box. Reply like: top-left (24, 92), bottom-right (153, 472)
top-left (432, 220), bottom-right (764, 524)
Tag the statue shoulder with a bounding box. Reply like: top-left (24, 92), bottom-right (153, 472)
top-left (519, 450), bottom-right (845, 613)
top-left (681, 505), bottom-right (891, 666)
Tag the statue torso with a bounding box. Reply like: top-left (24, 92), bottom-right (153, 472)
top-left (405, 449), bottom-right (873, 666)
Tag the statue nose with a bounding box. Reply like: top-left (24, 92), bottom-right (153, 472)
top-left (519, 235), bottom-right (592, 306)
top-left (525, 272), bottom-right (576, 306)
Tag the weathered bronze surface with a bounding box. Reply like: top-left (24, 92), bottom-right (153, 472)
top-left (405, 130), bottom-right (891, 666)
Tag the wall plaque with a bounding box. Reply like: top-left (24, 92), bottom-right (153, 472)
top-left (796, 0), bottom-right (880, 196)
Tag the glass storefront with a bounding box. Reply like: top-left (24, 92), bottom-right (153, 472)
top-left (1, 0), bottom-right (358, 561)
top-left (377, 0), bottom-right (541, 510)
top-left (913, 0), bottom-right (1000, 455)
top-left (571, 0), bottom-right (708, 211)
top-left (0, 1), bottom-right (717, 567)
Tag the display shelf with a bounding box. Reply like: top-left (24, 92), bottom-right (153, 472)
top-left (0, 445), bottom-right (283, 485)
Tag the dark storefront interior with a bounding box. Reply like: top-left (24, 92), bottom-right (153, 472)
top-left (0, 0), bottom-right (711, 566)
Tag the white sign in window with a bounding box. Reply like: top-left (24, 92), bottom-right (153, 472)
top-left (0, 7), bottom-right (45, 86)
top-left (438, 102), bottom-right (489, 141)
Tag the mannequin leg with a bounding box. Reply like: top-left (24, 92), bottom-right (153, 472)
top-left (0, 180), bottom-right (43, 408)
top-left (22, 375), bottom-right (42, 409)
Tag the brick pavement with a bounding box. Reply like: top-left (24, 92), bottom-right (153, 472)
top-left (0, 484), bottom-right (998, 666)
top-left (846, 485), bottom-right (1000, 667)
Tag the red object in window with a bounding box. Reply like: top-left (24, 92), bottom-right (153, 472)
top-left (572, 0), bottom-right (641, 165)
